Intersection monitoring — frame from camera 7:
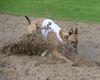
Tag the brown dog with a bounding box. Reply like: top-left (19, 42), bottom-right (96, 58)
top-left (67, 28), bottom-right (78, 54)
top-left (47, 31), bottom-right (71, 62)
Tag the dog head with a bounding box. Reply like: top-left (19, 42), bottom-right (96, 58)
top-left (60, 28), bottom-right (78, 54)
top-left (67, 28), bottom-right (78, 54)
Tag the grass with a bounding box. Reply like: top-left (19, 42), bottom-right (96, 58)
top-left (0, 0), bottom-right (100, 23)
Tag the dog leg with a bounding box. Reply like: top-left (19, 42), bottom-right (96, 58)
top-left (41, 50), bottom-right (48, 57)
top-left (52, 50), bottom-right (71, 63)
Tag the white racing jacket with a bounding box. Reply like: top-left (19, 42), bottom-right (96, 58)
top-left (41, 19), bottom-right (63, 42)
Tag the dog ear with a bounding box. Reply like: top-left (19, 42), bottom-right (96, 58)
top-left (74, 27), bottom-right (78, 34)
top-left (68, 28), bottom-right (73, 35)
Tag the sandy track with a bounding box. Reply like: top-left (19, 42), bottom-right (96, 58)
top-left (0, 14), bottom-right (100, 80)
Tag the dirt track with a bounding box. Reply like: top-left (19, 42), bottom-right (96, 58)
top-left (0, 14), bottom-right (100, 80)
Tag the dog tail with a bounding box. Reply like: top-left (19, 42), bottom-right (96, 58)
top-left (25, 16), bottom-right (31, 24)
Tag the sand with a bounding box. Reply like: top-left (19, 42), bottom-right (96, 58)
top-left (0, 14), bottom-right (100, 80)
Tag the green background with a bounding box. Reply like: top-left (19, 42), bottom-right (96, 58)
top-left (0, 0), bottom-right (100, 23)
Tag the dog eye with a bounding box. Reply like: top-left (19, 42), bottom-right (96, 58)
top-left (71, 41), bottom-right (76, 44)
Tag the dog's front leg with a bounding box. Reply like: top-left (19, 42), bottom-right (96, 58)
top-left (52, 50), bottom-right (71, 63)
top-left (41, 50), bottom-right (48, 57)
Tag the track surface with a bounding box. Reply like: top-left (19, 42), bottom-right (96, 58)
top-left (0, 14), bottom-right (100, 80)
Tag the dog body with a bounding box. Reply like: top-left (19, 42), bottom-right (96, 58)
top-left (25, 16), bottom-right (64, 42)
top-left (47, 31), bottom-right (71, 62)
top-left (46, 27), bottom-right (78, 62)
top-left (41, 19), bottom-right (63, 42)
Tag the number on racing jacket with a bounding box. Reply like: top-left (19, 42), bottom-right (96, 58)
top-left (47, 22), bottom-right (52, 27)
top-left (42, 22), bottom-right (52, 30)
